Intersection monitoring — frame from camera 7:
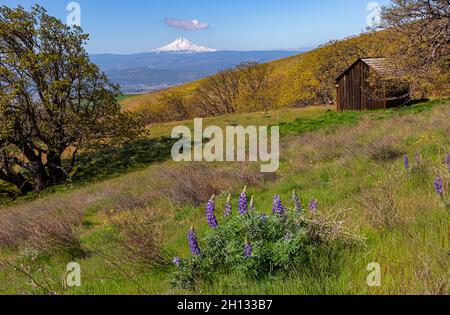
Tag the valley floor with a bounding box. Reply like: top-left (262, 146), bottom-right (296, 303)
top-left (0, 99), bottom-right (448, 295)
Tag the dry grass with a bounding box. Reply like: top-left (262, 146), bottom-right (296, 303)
top-left (0, 159), bottom-right (266, 256)
top-left (106, 206), bottom-right (169, 268)
top-left (161, 163), bottom-right (265, 206)
top-left (364, 135), bottom-right (403, 162)
top-left (0, 205), bottom-right (86, 258)
top-left (22, 210), bottom-right (87, 258)
top-left (357, 166), bottom-right (405, 229)
top-left (283, 108), bottom-right (448, 172)
top-left (304, 209), bottom-right (366, 246)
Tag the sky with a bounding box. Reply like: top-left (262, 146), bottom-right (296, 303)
top-left (1, 0), bottom-right (392, 54)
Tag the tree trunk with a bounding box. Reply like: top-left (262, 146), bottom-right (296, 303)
top-left (47, 151), bottom-right (67, 185)
top-left (29, 160), bottom-right (50, 191)
top-left (21, 145), bottom-right (50, 191)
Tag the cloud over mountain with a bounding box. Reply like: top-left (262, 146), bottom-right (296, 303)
top-left (164, 18), bottom-right (209, 30)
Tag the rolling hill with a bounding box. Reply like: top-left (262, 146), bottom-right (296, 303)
top-left (118, 47), bottom-right (317, 111)
top-left (91, 38), bottom-right (302, 93)
top-left (119, 32), bottom-right (381, 114)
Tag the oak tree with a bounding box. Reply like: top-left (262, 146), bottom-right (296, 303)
top-left (0, 5), bottom-right (144, 194)
top-left (379, 0), bottom-right (449, 95)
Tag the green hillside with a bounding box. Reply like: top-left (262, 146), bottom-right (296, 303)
top-left (1, 98), bottom-right (448, 294)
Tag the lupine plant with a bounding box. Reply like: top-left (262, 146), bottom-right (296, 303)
top-left (260, 213), bottom-right (267, 223)
top-left (224, 194), bottom-right (232, 217)
top-left (272, 195), bottom-right (285, 215)
top-left (206, 195), bottom-right (218, 228)
top-left (238, 186), bottom-right (248, 215)
top-left (188, 227), bottom-right (201, 256)
top-left (414, 152), bottom-right (421, 164)
top-left (404, 154), bottom-right (410, 170)
top-left (171, 189), bottom-right (362, 290)
top-left (309, 199), bottom-right (318, 214)
top-left (172, 257), bottom-right (181, 267)
top-left (244, 239), bottom-right (253, 258)
top-left (292, 190), bottom-right (302, 214)
top-left (434, 176), bottom-right (444, 196)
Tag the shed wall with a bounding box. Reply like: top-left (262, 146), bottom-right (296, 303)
top-left (336, 60), bottom-right (387, 111)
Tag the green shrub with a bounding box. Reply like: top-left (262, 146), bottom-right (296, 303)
top-left (171, 193), bottom-right (363, 290)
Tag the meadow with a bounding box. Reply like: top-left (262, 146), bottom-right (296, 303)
top-left (0, 98), bottom-right (448, 295)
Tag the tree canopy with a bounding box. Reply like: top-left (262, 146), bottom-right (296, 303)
top-left (379, 0), bottom-right (449, 96)
top-left (0, 5), bottom-right (144, 194)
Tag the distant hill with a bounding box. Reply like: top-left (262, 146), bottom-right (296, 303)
top-left (121, 32), bottom-right (389, 116)
top-left (90, 38), bottom-right (303, 93)
top-left (119, 46), bottom-right (318, 111)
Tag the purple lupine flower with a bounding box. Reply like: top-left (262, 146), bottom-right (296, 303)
top-left (272, 195), bottom-right (285, 215)
top-left (249, 196), bottom-right (256, 212)
top-left (206, 195), bottom-right (218, 228)
top-left (404, 154), bottom-right (410, 170)
top-left (445, 154), bottom-right (450, 173)
top-left (188, 227), bottom-right (201, 256)
top-left (238, 186), bottom-right (248, 215)
top-left (172, 257), bottom-right (181, 268)
top-left (292, 190), bottom-right (302, 213)
top-left (434, 176), bottom-right (444, 196)
top-left (414, 152), bottom-right (421, 164)
top-left (309, 199), bottom-right (318, 214)
top-left (260, 213), bottom-right (267, 223)
top-left (224, 194), bottom-right (232, 217)
top-left (244, 240), bottom-right (253, 258)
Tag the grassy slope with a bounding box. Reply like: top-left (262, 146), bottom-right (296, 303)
top-left (121, 81), bottom-right (201, 112)
top-left (116, 94), bottom-right (139, 103)
top-left (0, 106), bottom-right (330, 207)
top-left (0, 98), bottom-right (448, 294)
top-left (148, 105), bottom-right (329, 139)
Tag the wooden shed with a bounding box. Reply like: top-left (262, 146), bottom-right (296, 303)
top-left (336, 58), bottom-right (410, 111)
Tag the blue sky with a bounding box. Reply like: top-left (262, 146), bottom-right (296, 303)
top-left (2, 0), bottom-right (391, 54)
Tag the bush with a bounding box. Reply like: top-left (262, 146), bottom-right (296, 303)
top-left (19, 210), bottom-right (88, 259)
top-left (364, 136), bottom-right (402, 162)
top-left (162, 164), bottom-right (264, 206)
top-left (108, 207), bottom-right (168, 268)
top-left (0, 204), bottom-right (87, 259)
top-left (171, 191), bottom-right (363, 289)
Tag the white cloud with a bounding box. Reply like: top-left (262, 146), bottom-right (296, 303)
top-left (164, 18), bottom-right (210, 31)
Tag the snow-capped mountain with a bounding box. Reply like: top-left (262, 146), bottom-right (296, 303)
top-left (91, 41), bottom-right (306, 93)
top-left (153, 37), bottom-right (217, 53)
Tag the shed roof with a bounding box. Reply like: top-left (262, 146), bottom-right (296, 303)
top-left (336, 58), bottom-right (401, 81)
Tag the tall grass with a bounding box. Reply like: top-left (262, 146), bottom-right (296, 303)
top-left (0, 99), bottom-right (448, 295)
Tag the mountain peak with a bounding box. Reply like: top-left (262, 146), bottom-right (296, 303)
top-left (153, 38), bottom-right (217, 53)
